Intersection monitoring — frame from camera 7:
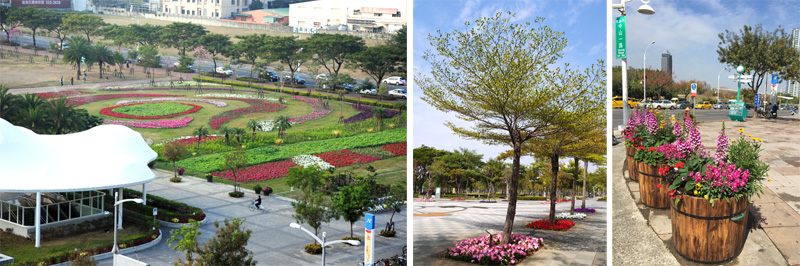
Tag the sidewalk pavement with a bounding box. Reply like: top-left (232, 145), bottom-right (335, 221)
top-left (413, 198), bottom-right (607, 266)
top-left (613, 114), bottom-right (800, 266)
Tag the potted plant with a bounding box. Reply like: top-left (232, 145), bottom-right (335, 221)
top-left (668, 123), bottom-right (769, 263)
top-left (205, 173), bottom-right (213, 182)
top-left (631, 109), bottom-right (679, 208)
top-left (263, 187), bottom-right (272, 196)
top-left (253, 184), bottom-right (262, 195)
top-left (177, 167), bottom-right (186, 176)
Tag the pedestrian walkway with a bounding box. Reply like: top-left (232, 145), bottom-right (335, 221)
top-left (413, 198), bottom-right (607, 266)
top-left (96, 169), bottom-right (407, 266)
top-left (613, 116), bottom-right (800, 266)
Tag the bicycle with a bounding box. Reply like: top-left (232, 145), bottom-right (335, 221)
top-left (248, 200), bottom-right (265, 212)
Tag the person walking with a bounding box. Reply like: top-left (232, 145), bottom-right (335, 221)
top-left (70, 77), bottom-right (73, 85)
top-left (60, 76), bottom-right (63, 86)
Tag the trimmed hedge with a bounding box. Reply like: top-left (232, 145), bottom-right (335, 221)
top-left (193, 76), bottom-right (403, 110)
top-left (6, 229), bottom-right (159, 266)
top-left (105, 188), bottom-right (206, 223)
top-left (236, 77), bottom-right (267, 83)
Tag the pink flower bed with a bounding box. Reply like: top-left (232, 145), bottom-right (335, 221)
top-left (314, 150), bottom-right (380, 167)
top-left (67, 94), bottom-right (183, 106)
top-left (414, 199), bottom-right (436, 202)
top-left (381, 142), bottom-right (407, 156)
top-left (104, 117), bottom-right (194, 129)
top-left (211, 159), bottom-right (298, 182)
top-left (167, 136), bottom-right (220, 146)
top-left (443, 233), bottom-right (544, 265)
top-left (289, 109), bottom-right (332, 124)
top-left (292, 95), bottom-right (324, 105)
top-left (205, 98), bottom-right (286, 129)
top-left (35, 91), bottom-right (93, 99)
top-left (116, 98), bottom-right (228, 107)
top-left (100, 102), bottom-right (203, 119)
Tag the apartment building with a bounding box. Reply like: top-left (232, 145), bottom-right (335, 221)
top-left (289, 0), bottom-right (406, 33)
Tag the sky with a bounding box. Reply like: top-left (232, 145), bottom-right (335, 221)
top-left (612, 0), bottom-right (800, 94)
top-left (412, 0), bottom-right (606, 167)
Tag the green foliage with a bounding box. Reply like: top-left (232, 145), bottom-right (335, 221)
top-left (289, 166), bottom-right (336, 239)
top-left (163, 142), bottom-right (189, 178)
top-left (69, 252), bottom-right (97, 266)
top-left (138, 44), bottom-right (162, 68)
top-left (177, 55), bottom-right (195, 71)
top-left (379, 230), bottom-right (396, 237)
top-left (632, 147), bottom-right (667, 167)
top-left (160, 22), bottom-right (208, 56)
top-left (62, 35), bottom-right (92, 78)
top-left (352, 45), bottom-right (401, 86)
top-left (199, 33), bottom-right (232, 76)
top-left (262, 36), bottom-right (310, 84)
top-left (114, 102), bottom-right (194, 117)
top-left (198, 218), bottom-right (257, 266)
top-left (168, 219), bottom-right (203, 263)
top-left (332, 182), bottom-right (375, 237)
top-left (305, 33), bottom-right (366, 77)
top-left (304, 243), bottom-right (322, 254)
top-left (61, 13), bottom-right (107, 42)
top-left (248, 0), bottom-right (263, 10)
top-left (597, 197), bottom-right (607, 201)
top-left (253, 184), bottom-right (262, 194)
top-left (222, 148), bottom-right (248, 193)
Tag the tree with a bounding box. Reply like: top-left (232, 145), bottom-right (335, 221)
top-left (168, 219), bottom-right (202, 264)
top-left (62, 13), bottom-right (106, 43)
top-left (273, 115), bottom-right (292, 137)
top-left (482, 158), bottom-right (507, 199)
top-left (160, 22), bottom-right (208, 56)
top-left (199, 33), bottom-right (232, 77)
top-left (718, 24), bottom-right (800, 101)
top-left (388, 24), bottom-right (407, 75)
top-left (93, 43), bottom-right (113, 78)
top-left (263, 36), bottom-right (310, 85)
top-left (198, 218), bottom-right (257, 266)
top-left (0, 6), bottom-right (22, 43)
top-left (352, 45), bottom-right (401, 87)
top-left (219, 126), bottom-right (232, 145)
top-left (62, 36), bottom-right (92, 78)
top-left (11, 7), bottom-right (43, 50)
top-left (305, 33), bottom-right (366, 77)
top-left (42, 11), bottom-right (67, 50)
top-left (371, 106), bottom-right (387, 130)
top-left (47, 97), bottom-right (82, 135)
top-left (193, 125), bottom-right (210, 149)
top-left (0, 85), bottom-right (19, 120)
top-left (246, 119), bottom-right (261, 138)
top-left (138, 44), bottom-right (162, 68)
top-left (287, 166), bottom-right (334, 240)
top-left (385, 183), bottom-right (406, 229)
top-left (248, 0), bottom-right (264, 11)
top-left (332, 182), bottom-right (373, 238)
top-left (416, 12), bottom-right (604, 244)
top-left (233, 127), bottom-right (247, 144)
top-left (221, 148), bottom-right (248, 194)
top-left (233, 34), bottom-right (268, 78)
top-left (413, 145), bottom-right (446, 194)
top-left (163, 142), bottom-right (189, 178)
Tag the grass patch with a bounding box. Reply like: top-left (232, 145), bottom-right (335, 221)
top-left (0, 224), bottom-right (151, 263)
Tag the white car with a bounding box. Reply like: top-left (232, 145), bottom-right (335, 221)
top-left (648, 100), bottom-right (676, 109)
top-left (381, 76), bottom-right (406, 86)
top-left (315, 74), bottom-right (328, 80)
top-left (173, 62), bottom-right (194, 70)
top-left (359, 88), bottom-right (377, 94)
top-left (215, 67), bottom-right (233, 75)
top-left (388, 89), bottom-right (407, 99)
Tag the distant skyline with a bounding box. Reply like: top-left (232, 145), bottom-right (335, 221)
top-left (412, 0), bottom-right (605, 167)
top-left (612, 0), bottom-right (800, 94)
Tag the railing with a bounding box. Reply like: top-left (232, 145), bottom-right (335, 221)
top-left (0, 191), bottom-right (106, 227)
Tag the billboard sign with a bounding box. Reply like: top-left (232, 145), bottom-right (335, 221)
top-left (11, 0), bottom-right (71, 8)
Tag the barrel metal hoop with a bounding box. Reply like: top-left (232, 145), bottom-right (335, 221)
top-left (674, 244), bottom-right (740, 264)
top-left (671, 203), bottom-right (747, 221)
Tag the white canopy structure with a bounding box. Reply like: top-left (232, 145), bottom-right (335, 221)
top-left (0, 118), bottom-right (156, 247)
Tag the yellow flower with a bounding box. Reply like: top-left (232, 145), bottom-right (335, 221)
top-left (769, 178), bottom-right (772, 182)
top-left (694, 190), bottom-right (698, 195)
top-left (171, 218), bottom-right (179, 223)
top-left (704, 195), bottom-right (709, 199)
top-left (695, 183), bottom-right (701, 189)
top-left (748, 134), bottom-right (752, 137)
top-left (731, 139), bottom-right (736, 143)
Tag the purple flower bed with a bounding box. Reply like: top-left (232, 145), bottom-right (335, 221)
top-left (101, 87), bottom-right (262, 93)
top-left (479, 200), bottom-right (497, 203)
top-left (342, 104), bottom-right (401, 124)
top-left (104, 117), bottom-right (194, 129)
top-left (289, 96), bottom-right (332, 124)
top-left (116, 97), bottom-right (228, 107)
top-left (574, 208), bottom-right (596, 213)
top-left (443, 233), bottom-right (544, 265)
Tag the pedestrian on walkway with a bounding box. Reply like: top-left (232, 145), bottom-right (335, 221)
top-left (60, 76), bottom-right (63, 86)
top-left (70, 77), bottom-right (73, 85)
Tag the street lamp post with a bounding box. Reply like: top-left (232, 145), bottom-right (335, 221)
top-left (113, 192), bottom-right (144, 256)
top-left (612, 0), bottom-right (656, 127)
top-left (717, 67), bottom-right (727, 103)
top-left (643, 41), bottom-right (655, 103)
top-left (289, 223), bottom-right (361, 266)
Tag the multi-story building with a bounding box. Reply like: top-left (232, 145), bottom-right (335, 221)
top-left (289, 0), bottom-right (406, 33)
top-left (162, 0), bottom-right (271, 18)
top-left (661, 51), bottom-right (672, 77)
top-left (787, 28), bottom-right (800, 97)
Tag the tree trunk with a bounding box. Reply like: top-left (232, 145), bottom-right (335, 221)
top-left (172, 160), bottom-right (177, 178)
top-left (500, 138), bottom-right (521, 245)
top-left (350, 222), bottom-right (354, 238)
top-left (570, 157), bottom-right (578, 215)
top-left (582, 160), bottom-right (588, 209)
top-left (549, 155), bottom-right (559, 224)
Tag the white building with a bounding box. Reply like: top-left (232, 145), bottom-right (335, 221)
top-left (289, 0), bottom-right (406, 33)
top-left (162, 0), bottom-right (272, 18)
top-left (788, 28), bottom-right (800, 97)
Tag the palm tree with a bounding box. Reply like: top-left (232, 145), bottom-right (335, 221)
top-left (377, 84), bottom-right (389, 102)
top-left (47, 97), bottom-right (82, 134)
top-left (0, 85), bottom-right (19, 120)
top-left (219, 126), bottom-right (232, 145)
top-left (246, 119), bottom-right (261, 138)
top-left (233, 127), bottom-right (247, 144)
top-left (273, 115), bottom-right (292, 138)
top-left (61, 36), bottom-right (92, 79)
top-left (192, 125), bottom-right (210, 149)
top-left (371, 107), bottom-right (387, 130)
top-left (18, 94), bottom-right (46, 110)
top-left (16, 105), bottom-right (48, 133)
top-left (93, 43), bottom-right (113, 78)
top-left (112, 51), bottom-right (126, 74)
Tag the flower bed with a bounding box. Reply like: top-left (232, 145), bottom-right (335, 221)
top-left (450, 199), bottom-right (466, 201)
top-left (161, 136), bottom-right (220, 146)
top-left (479, 200), bottom-right (497, 203)
top-left (116, 97), bottom-right (228, 107)
top-left (67, 94), bottom-right (184, 106)
top-left (104, 82), bottom-right (222, 90)
top-left (104, 117), bottom-right (194, 129)
top-left (292, 155), bottom-right (334, 170)
top-left (35, 90), bottom-right (93, 99)
top-left (526, 219), bottom-right (576, 231)
top-left (414, 199), bottom-right (436, 202)
top-left (443, 233), bottom-right (544, 265)
top-left (381, 142), bottom-right (407, 156)
top-left (574, 208), bottom-right (596, 213)
top-left (205, 98), bottom-right (286, 129)
top-left (101, 102), bottom-right (202, 119)
top-left (314, 150), bottom-right (380, 167)
top-left (198, 93), bottom-right (278, 101)
top-left (538, 199), bottom-right (571, 204)
top-left (211, 159), bottom-right (298, 182)
top-left (349, 146), bottom-right (398, 159)
top-left (555, 212), bottom-right (587, 220)
top-left (290, 109), bottom-right (332, 124)
top-left (342, 104), bottom-right (401, 123)
top-left (256, 119), bottom-right (279, 131)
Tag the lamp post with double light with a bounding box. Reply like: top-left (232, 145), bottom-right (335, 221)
top-left (612, 0), bottom-right (655, 127)
top-left (113, 193), bottom-right (144, 256)
top-left (289, 223), bottom-right (361, 266)
top-left (643, 40), bottom-right (655, 103)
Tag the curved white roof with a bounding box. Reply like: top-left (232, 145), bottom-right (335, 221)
top-left (0, 118), bottom-right (157, 193)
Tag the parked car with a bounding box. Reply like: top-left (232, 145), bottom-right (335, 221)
top-left (381, 76), bottom-right (406, 86)
top-left (337, 83), bottom-right (355, 91)
top-left (259, 70), bottom-right (279, 81)
top-left (388, 89), bottom-right (407, 99)
top-left (649, 100), bottom-right (676, 109)
top-left (359, 88), bottom-right (377, 94)
top-left (215, 67), bottom-right (233, 75)
top-left (713, 102), bottom-right (729, 109)
top-left (315, 74), bottom-right (328, 81)
top-left (282, 75), bottom-right (305, 84)
top-left (676, 100), bottom-right (693, 109)
top-left (636, 100), bottom-right (654, 108)
top-left (694, 101), bottom-right (712, 109)
top-left (173, 62), bottom-right (195, 70)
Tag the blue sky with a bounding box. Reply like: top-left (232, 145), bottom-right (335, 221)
top-left (612, 0), bottom-right (800, 94)
top-left (412, 0), bottom-right (606, 166)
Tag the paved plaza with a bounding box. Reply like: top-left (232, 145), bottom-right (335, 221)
top-left (413, 197), bottom-right (607, 266)
top-left (613, 115), bottom-right (800, 266)
top-left (97, 169), bottom-right (407, 266)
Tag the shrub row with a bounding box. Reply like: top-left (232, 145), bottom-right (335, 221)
top-left (102, 188), bottom-right (205, 223)
top-left (7, 230), bottom-right (158, 266)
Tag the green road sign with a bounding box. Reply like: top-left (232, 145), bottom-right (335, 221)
top-left (615, 16), bottom-right (627, 59)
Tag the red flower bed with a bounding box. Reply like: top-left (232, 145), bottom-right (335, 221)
top-left (314, 150), bottom-right (380, 167)
top-left (35, 91), bottom-right (93, 99)
top-left (67, 94), bottom-right (183, 106)
top-left (526, 219), bottom-right (576, 231)
top-left (205, 97), bottom-right (286, 129)
top-left (381, 142), bottom-right (407, 156)
top-left (100, 102), bottom-right (203, 119)
top-left (211, 159), bottom-right (298, 182)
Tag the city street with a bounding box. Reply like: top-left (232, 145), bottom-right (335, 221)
top-left (611, 108), bottom-right (797, 130)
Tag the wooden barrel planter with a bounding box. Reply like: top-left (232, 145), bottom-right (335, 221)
top-left (626, 146), bottom-right (638, 181)
top-left (671, 195), bottom-right (749, 264)
top-left (637, 162), bottom-right (669, 209)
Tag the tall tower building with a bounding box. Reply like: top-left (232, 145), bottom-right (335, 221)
top-left (661, 51), bottom-right (672, 77)
top-left (787, 28), bottom-right (800, 97)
